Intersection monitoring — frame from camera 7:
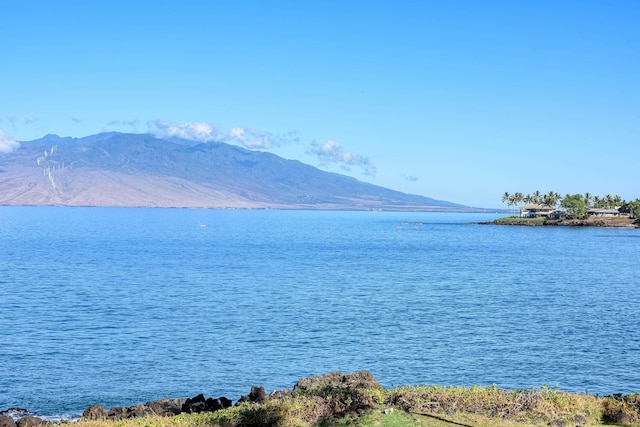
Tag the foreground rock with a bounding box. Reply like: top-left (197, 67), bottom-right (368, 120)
top-left (0, 409), bottom-right (47, 427)
top-left (0, 415), bottom-right (16, 427)
top-left (81, 395), bottom-right (231, 421)
top-left (0, 415), bottom-right (47, 427)
top-left (78, 371), bottom-right (381, 423)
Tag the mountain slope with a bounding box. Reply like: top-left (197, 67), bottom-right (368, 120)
top-left (0, 133), bottom-right (470, 210)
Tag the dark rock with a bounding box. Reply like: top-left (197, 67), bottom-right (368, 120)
top-left (182, 394), bottom-right (207, 413)
top-left (238, 386), bottom-right (267, 404)
top-left (80, 393), bottom-right (229, 420)
top-left (0, 415), bottom-right (16, 427)
top-left (107, 404), bottom-right (155, 420)
top-left (81, 404), bottom-right (108, 420)
top-left (219, 396), bottom-right (233, 409)
top-left (146, 398), bottom-right (185, 416)
top-left (126, 404), bottom-right (153, 419)
top-left (205, 398), bottom-right (221, 411)
top-left (15, 416), bottom-right (44, 427)
top-left (182, 394), bottom-right (230, 413)
top-left (249, 386), bottom-right (266, 403)
top-left (107, 406), bottom-right (128, 420)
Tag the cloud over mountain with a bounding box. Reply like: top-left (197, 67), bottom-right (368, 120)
top-left (121, 119), bottom-right (375, 176)
top-left (309, 139), bottom-right (377, 176)
top-left (0, 130), bottom-right (20, 153)
top-left (224, 127), bottom-right (299, 149)
top-left (150, 120), bottom-right (221, 142)
top-left (148, 120), bottom-right (300, 150)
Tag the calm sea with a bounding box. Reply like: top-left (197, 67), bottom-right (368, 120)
top-left (1, 207), bottom-right (639, 419)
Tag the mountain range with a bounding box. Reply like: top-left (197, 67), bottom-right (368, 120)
top-left (0, 132), bottom-right (471, 211)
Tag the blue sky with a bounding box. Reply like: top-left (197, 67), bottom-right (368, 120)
top-left (1, 1), bottom-right (638, 208)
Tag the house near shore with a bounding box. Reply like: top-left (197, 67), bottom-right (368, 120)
top-left (520, 204), bottom-right (626, 218)
top-left (588, 208), bottom-right (622, 217)
top-left (520, 204), bottom-right (556, 218)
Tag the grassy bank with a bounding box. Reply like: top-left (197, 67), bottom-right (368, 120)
top-left (68, 373), bottom-right (640, 427)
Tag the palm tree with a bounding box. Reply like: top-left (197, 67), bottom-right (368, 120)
top-left (583, 192), bottom-right (592, 208)
top-left (514, 192), bottom-right (524, 217)
top-left (604, 194), bottom-right (614, 208)
top-left (593, 196), bottom-right (602, 208)
top-left (508, 194), bottom-right (518, 217)
top-left (544, 191), bottom-right (560, 208)
top-left (532, 190), bottom-right (542, 205)
top-left (623, 199), bottom-right (640, 219)
top-left (613, 195), bottom-right (622, 207)
top-left (502, 192), bottom-right (513, 216)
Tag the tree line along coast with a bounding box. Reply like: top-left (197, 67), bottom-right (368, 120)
top-left (498, 191), bottom-right (640, 225)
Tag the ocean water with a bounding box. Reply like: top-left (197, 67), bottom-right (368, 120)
top-left (1, 207), bottom-right (639, 419)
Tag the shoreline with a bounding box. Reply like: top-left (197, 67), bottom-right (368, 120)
top-left (2, 372), bottom-right (639, 426)
top-left (479, 216), bottom-right (639, 228)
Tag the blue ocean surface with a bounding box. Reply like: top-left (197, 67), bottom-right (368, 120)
top-left (1, 207), bottom-right (639, 419)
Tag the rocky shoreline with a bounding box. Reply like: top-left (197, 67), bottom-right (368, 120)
top-left (2, 393), bottom-right (238, 426)
top-left (480, 216), bottom-right (638, 228)
top-left (0, 372), bottom-right (381, 427)
top-left (2, 372), bottom-right (639, 426)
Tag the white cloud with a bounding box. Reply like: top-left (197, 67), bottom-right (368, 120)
top-left (148, 120), bottom-right (300, 149)
top-left (24, 115), bottom-right (39, 124)
top-left (149, 120), bottom-right (221, 142)
top-left (222, 127), bottom-right (293, 149)
top-left (71, 116), bottom-right (81, 124)
top-left (309, 139), bottom-right (377, 177)
top-left (116, 119), bottom-right (379, 177)
top-left (0, 130), bottom-right (20, 153)
top-left (403, 174), bottom-right (418, 182)
top-left (227, 127), bottom-right (264, 147)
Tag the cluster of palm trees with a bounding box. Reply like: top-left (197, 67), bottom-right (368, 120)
top-left (501, 191), bottom-right (624, 217)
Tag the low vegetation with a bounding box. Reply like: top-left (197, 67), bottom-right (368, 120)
top-left (490, 215), bottom-right (637, 227)
top-left (59, 372), bottom-right (640, 427)
top-left (501, 191), bottom-right (640, 220)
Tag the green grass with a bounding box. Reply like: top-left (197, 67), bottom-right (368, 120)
top-left (71, 384), bottom-right (640, 427)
